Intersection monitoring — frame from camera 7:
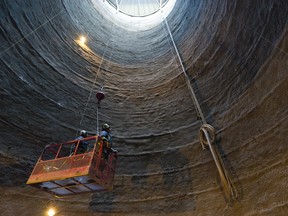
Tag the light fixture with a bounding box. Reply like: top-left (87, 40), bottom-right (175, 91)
top-left (45, 199), bottom-right (57, 216)
top-left (79, 36), bottom-right (86, 45)
top-left (47, 208), bottom-right (56, 216)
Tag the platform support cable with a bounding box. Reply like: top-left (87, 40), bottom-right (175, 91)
top-left (162, 16), bottom-right (237, 201)
top-left (77, 24), bottom-right (115, 137)
top-left (96, 104), bottom-right (99, 135)
top-left (95, 36), bottom-right (114, 136)
top-left (78, 43), bottom-right (108, 127)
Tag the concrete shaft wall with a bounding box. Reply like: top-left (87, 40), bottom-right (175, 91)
top-left (0, 0), bottom-right (288, 215)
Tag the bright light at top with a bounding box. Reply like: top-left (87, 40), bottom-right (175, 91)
top-left (91, 0), bottom-right (177, 31)
top-left (106, 0), bottom-right (170, 17)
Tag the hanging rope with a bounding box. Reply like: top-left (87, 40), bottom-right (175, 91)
top-left (161, 14), bottom-right (238, 201)
top-left (199, 124), bottom-right (238, 200)
top-left (162, 18), bottom-right (206, 124)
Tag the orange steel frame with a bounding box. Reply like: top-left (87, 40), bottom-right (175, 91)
top-left (26, 136), bottom-right (117, 197)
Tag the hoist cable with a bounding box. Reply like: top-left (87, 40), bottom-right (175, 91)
top-left (78, 43), bottom-right (109, 127)
top-left (96, 48), bottom-right (114, 135)
top-left (78, 23), bottom-right (115, 136)
top-left (96, 105), bottom-right (99, 135)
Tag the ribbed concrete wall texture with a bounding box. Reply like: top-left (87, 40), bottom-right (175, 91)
top-left (0, 0), bottom-right (288, 215)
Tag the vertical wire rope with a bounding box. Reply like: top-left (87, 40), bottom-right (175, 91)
top-left (96, 105), bottom-right (99, 135)
top-left (162, 18), bottom-right (207, 124)
top-left (161, 11), bottom-right (238, 201)
top-left (77, 23), bottom-right (115, 136)
top-left (78, 42), bottom-right (109, 126)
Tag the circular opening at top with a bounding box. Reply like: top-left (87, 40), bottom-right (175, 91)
top-left (92, 0), bottom-right (176, 31)
top-left (106, 0), bottom-right (170, 17)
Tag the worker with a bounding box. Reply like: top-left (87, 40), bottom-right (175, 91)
top-left (100, 123), bottom-right (117, 160)
top-left (70, 130), bottom-right (89, 155)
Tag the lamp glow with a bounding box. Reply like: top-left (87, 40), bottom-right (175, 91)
top-left (79, 36), bottom-right (86, 45)
top-left (47, 208), bottom-right (56, 216)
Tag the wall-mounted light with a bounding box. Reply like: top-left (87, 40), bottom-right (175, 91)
top-left (46, 200), bottom-right (57, 216)
top-left (79, 36), bottom-right (86, 45)
top-left (47, 208), bottom-right (56, 216)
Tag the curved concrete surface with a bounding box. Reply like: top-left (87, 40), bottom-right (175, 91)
top-left (0, 0), bottom-right (288, 215)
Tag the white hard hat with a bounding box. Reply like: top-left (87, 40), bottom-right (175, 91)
top-left (80, 130), bottom-right (87, 136)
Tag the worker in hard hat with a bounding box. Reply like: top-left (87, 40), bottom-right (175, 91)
top-left (100, 123), bottom-right (117, 160)
top-left (70, 130), bottom-right (89, 155)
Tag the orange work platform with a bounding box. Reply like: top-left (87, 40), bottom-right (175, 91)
top-left (26, 136), bottom-right (117, 197)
